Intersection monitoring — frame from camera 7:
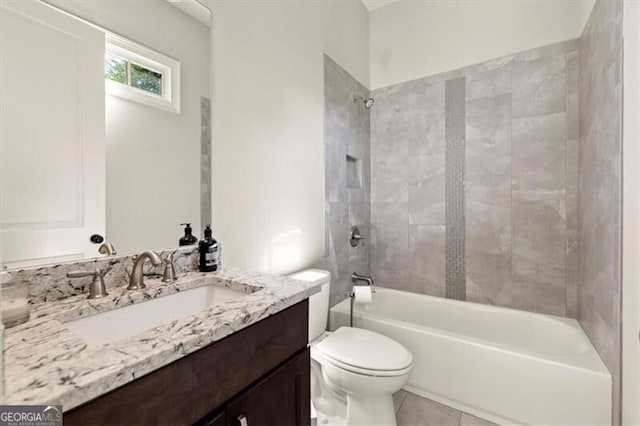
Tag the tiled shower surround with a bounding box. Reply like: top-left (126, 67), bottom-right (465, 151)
top-left (322, 55), bottom-right (371, 307)
top-left (324, 2), bottom-right (621, 418)
top-left (370, 39), bottom-right (580, 317)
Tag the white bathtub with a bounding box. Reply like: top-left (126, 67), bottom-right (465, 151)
top-left (329, 287), bottom-right (612, 425)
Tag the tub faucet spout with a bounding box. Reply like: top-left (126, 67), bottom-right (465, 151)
top-left (352, 272), bottom-right (374, 286)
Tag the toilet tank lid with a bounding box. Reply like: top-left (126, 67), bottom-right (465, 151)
top-left (289, 269), bottom-right (331, 285)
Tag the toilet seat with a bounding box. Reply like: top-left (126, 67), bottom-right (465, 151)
top-left (313, 327), bottom-right (413, 377)
top-left (312, 347), bottom-right (413, 378)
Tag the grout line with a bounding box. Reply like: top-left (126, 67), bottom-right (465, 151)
top-left (395, 391), bottom-right (409, 414)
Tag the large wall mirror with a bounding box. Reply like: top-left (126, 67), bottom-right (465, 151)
top-left (1, 0), bottom-right (211, 268)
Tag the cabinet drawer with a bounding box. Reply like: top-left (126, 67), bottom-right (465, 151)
top-left (65, 300), bottom-right (309, 425)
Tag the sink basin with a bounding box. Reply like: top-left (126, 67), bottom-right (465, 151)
top-left (65, 284), bottom-right (250, 347)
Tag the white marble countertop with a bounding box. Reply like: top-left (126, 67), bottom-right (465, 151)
top-left (3, 268), bottom-right (321, 410)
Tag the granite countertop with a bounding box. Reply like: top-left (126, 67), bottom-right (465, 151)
top-left (3, 268), bottom-right (321, 410)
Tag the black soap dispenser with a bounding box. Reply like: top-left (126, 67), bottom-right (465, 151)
top-left (199, 225), bottom-right (219, 272)
top-left (179, 223), bottom-right (198, 246)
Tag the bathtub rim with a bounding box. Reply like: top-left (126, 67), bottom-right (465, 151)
top-left (330, 286), bottom-right (611, 376)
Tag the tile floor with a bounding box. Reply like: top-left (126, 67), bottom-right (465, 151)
top-left (393, 390), bottom-right (498, 426)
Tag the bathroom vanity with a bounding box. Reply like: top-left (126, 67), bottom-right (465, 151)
top-left (66, 301), bottom-right (310, 426)
top-left (3, 258), bottom-right (320, 426)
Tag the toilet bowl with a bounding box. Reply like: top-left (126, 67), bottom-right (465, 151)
top-left (312, 326), bottom-right (413, 425)
top-left (290, 270), bottom-right (413, 426)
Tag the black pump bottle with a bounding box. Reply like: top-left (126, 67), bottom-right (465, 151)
top-left (199, 225), bottom-right (219, 272)
top-left (179, 223), bottom-right (198, 246)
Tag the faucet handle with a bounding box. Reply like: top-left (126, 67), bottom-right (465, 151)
top-left (350, 226), bottom-right (365, 247)
top-left (67, 268), bottom-right (109, 299)
top-left (162, 255), bottom-right (176, 283)
top-left (67, 269), bottom-right (101, 279)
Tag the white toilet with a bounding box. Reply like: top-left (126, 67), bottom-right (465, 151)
top-left (290, 269), bottom-right (413, 426)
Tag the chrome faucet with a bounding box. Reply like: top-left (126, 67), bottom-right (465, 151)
top-left (348, 273), bottom-right (375, 327)
top-left (98, 242), bottom-right (117, 256)
top-left (127, 251), bottom-right (162, 290)
top-left (351, 272), bottom-right (374, 286)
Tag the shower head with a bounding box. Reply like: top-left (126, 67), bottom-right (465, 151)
top-left (353, 95), bottom-right (374, 109)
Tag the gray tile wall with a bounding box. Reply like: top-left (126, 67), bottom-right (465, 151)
top-left (371, 39), bottom-right (579, 316)
top-left (578, 0), bottom-right (622, 422)
top-left (201, 97), bottom-right (212, 228)
top-left (445, 78), bottom-right (467, 300)
top-left (322, 55), bottom-right (371, 307)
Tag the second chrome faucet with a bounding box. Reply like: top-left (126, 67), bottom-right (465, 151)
top-left (352, 272), bottom-right (374, 286)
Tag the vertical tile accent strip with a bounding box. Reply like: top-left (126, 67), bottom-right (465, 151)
top-left (445, 77), bottom-right (466, 300)
top-left (200, 97), bottom-right (212, 228)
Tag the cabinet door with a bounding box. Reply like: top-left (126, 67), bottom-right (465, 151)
top-left (227, 349), bottom-right (310, 426)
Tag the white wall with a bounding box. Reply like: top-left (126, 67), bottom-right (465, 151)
top-left (209, 0), bottom-right (368, 274)
top-left (369, 0), bottom-right (593, 89)
top-left (47, 0), bottom-right (209, 254)
top-left (580, 0), bottom-right (597, 32)
top-left (622, 1), bottom-right (640, 423)
top-left (324, 0), bottom-right (370, 88)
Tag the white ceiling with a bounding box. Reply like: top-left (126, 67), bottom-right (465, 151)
top-left (360, 0), bottom-right (396, 13)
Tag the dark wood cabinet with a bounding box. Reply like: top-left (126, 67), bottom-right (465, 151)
top-left (198, 410), bottom-right (226, 426)
top-left (226, 349), bottom-right (310, 426)
top-left (65, 300), bottom-right (310, 426)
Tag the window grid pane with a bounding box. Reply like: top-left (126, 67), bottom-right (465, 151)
top-left (129, 63), bottom-right (162, 96)
top-left (105, 53), bottom-right (128, 85)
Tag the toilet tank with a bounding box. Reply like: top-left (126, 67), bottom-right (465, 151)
top-left (289, 269), bottom-right (331, 341)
